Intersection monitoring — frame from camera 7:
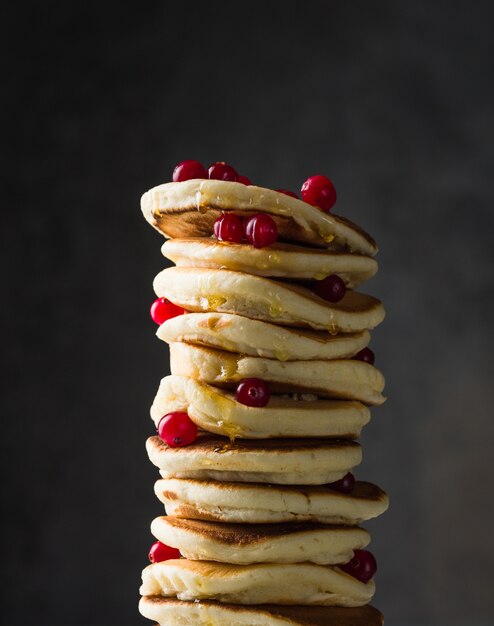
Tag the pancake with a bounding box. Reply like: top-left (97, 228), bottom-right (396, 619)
top-left (139, 596), bottom-right (384, 625)
top-left (162, 238), bottom-right (378, 287)
top-left (157, 313), bottom-right (370, 361)
top-left (141, 179), bottom-right (378, 256)
top-left (155, 478), bottom-right (389, 525)
top-left (150, 517), bottom-right (370, 565)
top-left (150, 375), bottom-right (371, 440)
top-left (140, 559), bottom-right (375, 606)
top-left (153, 266), bottom-right (385, 333)
top-left (169, 343), bottom-right (386, 405)
top-left (146, 435), bottom-right (361, 485)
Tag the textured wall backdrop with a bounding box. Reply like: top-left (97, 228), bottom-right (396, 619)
top-left (3, 1), bottom-right (494, 625)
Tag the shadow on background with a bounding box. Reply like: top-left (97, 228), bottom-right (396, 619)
top-left (2, 1), bottom-right (494, 625)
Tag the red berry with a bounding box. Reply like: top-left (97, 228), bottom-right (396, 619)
top-left (172, 160), bottom-right (207, 182)
top-left (245, 214), bottom-right (278, 248)
top-left (214, 213), bottom-right (244, 243)
top-left (340, 550), bottom-right (377, 584)
top-left (353, 347), bottom-right (375, 365)
top-left (328, 472), bottom-right (355, 494)
top-left (238, 175), bottom-right (252, 185)
top-left (148, 541), bottom-right (180, 563)
top-left (312, 274), bottom-right (346, 303)
top-left (235, 378), bottom-right (270, 407)
top-left (157, 411), bottom-right (198, 447)
top-left (276, 189), bottom-right (299, 199)
top-left (150, 297), bottom-right (185, 325)
top-left (301, 175), bottom-right (337, 211)
top-left (208, 162), bottom-right (238, 182)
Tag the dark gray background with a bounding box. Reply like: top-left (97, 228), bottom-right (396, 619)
top-left (2, 1), bottom-right (494, 625)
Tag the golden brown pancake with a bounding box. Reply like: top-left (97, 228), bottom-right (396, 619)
top-left (141, 179), bottom-right (378, 255)
top-left (155, 477), bottom-right (389, 525)
top-left (139, 596), bottom-right (384, 625)
top-left (140, 559), bottom-right (375, 606)
top-left (157, 313), bottom-right (370, 361)
top-left (153, 266), bottom-right (385, 333)
top-left (151, 375), bottom-right (371, 440)
top-left (169, 342), bottom-right (385, 405)
top-left (162, 238), bottom-right (378, 287)
top-left (151, 516), bottom-right (370, 565)
top-left (146, 434), bottom-right (361, 485)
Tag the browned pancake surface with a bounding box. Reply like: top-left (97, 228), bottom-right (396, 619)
top-left (142, 596), bottom-right (383, 625)
top-left (149, 434), bottom-right (359, 454)
top-left (153, 207), bottom-right (376, 251)
top-left (162, 517), bottom-right (358, 545)
top-left (160, 479), bottom-right (385, 504)
top-left (279, 281), bottom-right (382, 314)
top-left (166, 237), bottom-right (374, 257)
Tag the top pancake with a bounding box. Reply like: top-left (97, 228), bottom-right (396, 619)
top-left (162, 238), bottom-right (377, 288)
top-left (141, 180), bottom-right (378, 256)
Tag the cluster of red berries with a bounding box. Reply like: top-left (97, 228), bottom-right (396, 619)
top-left (214, 212), bottom-right (278, 248)
top-left (173, 160), bottom-right (251, 185)
top-left (172, 160), bottom-right (337, 212)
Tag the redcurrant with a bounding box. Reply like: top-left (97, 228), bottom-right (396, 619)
top-left (235, 378), bottom-right (270, 407)
top-left (353, 347), bottom-right (375, 365)
top-left (340, 550), bottom-right (377, 584)
top-left (328, 472), bottom-right (355, 494)
top-left (301, 175), bottom-right (337, 211)
top-left (214, 213), bottom-right (244, 243)
top-left (172, 160), bottom-right (207, 182)
top-left (157, 412), bottom-right (198, 447)
top-left (208, 162), bottom-right (238, 182)
top-left (312, 275), bottom-right (346, 303)
top-left (150, 298), bottom-right (184, 325)
top-left (148, 541), bottom-right (180, 563)
top-left (245, 214), bottom-right (278, 248)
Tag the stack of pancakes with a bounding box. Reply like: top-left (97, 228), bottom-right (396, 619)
top-left (139, 179), bottom-right (388, 625)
